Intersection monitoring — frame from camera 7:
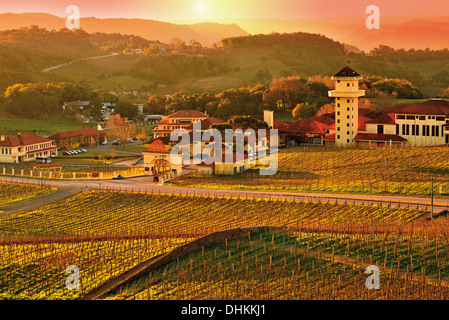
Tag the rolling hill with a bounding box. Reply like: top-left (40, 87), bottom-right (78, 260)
top-left (0, 13), bottom-right (249, 46)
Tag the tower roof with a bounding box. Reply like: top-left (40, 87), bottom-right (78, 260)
top-left (333, 66), bottom-right (361, 78)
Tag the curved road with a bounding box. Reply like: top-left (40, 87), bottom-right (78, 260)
top-left (42, 52), bottom-right (119, 73)
top-left (1, 176), bottom-right (448, 216)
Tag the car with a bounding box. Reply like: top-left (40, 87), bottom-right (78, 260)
top-left (102, 141), bottom-right (108, 145)
top-left (62, 151), bottom-right (71, 156)
top-left (126, 138), bottom-right (133, 143)
top-left (66, 151), bottom-right (75, 155)
top-left (112, 141), bottom-right (121, 146)
top-left (81, 149), bottom-right (88, 153)
top-left (71, 150), bottom-right (79, 154)
top-left (112, 175), bottom-right (125, 180)
top-left (76, 149), bottom-right (84, 153)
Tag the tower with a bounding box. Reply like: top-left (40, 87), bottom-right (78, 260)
top-left (328, 66), bottom-right (365, 146)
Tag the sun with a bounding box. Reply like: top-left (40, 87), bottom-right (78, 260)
top-left (195, 1), bottom-right (207, 14)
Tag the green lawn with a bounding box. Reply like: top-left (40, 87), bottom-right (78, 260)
top-left (0, 116), bottom-right (92, 136)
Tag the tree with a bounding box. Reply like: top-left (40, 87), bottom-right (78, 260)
top-left (292, 103), bottom-right (319, 120)
top-left (316, 104), bottom-right (335, 116)
top-left (253, 68), bottom-right (272, 86)
top-left (106, 114), bottom-right (136, 150)
top-left (115, 101), bottom-right (138, 119)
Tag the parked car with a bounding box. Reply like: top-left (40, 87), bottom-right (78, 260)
top-left (112, 175), bottom-right (125, 180)
top-left (102, 141), bottom-right (108, 145)
top-left (112, 141), bottom-right (121, 146)
top-left (76, 149), bottom-right (84, 153)
top-left (81, 149), bottom-right (88, 153)
top-left (62, 151), bottom-right (71, 156)
top-left (126, 138), bottom-right (133, 143)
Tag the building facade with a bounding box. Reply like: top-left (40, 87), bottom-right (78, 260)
top-left (328, 66), bottom-right (365, 146)
top-left (0, 133), bottom-right (58, 163)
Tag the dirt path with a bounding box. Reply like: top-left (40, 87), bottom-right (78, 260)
top-left (0, 186), bottom-right (80, 216)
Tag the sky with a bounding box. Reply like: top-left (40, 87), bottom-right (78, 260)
top-left (0, 0), bottom-right (448, 21)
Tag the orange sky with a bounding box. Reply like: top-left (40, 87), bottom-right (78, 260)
top-left (1, 0), bottom-right (448, 20)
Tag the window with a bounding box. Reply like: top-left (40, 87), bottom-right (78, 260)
top-left (377, 125), bottom-right (384, 134)
top-left (396, 124), bottom-right (399, 135)
top-left (427, 125), bottom-right (430, 136)
top-left (416, 125), bottom-right (419, 136)
top-left (337, 80), bottom-right (340, 83)
top-left (406, 125), bottom-right (410, 135)
top-left (406, 115), bottom-right (415, 120)
top-left (337, 127), bottom-right (340, 131)
top-left (432, 126), bottom-right (435, 137)
top-left (337, 103), bottom-right (340, 108)
top-left (411, 125), bottom-right (415, 136)
top-left (396, 115), bottom-right (406, 120)
top-left (402, 124), bottom-right (406, 135)
top-left (347, 139), bottom-right (350, 143)
top-left (337, 135), bottom-right (340, 139)
top-left (337, 111), bottom-right (340, 116)
top-left (347, 123), bottom-right (350, 127)
top-left (337, 119), bottom-right (340, 123)
top-left (436, 126), bottom-right (439, 137)
top-left (436, 116), bottom-right (445, 121)
top-left (347, 108), bottom-right (349, 111)
top-left (347, 83), bottom-right (350, 87)
top-left (419, 116), bottom-right (425, 120)
top-left (347, 131), bottom-right (349, 135)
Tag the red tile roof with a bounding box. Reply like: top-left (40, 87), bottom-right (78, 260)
top-left (0, 133), bottom-right (54, 147)
top-left (355, 133), bottom-right (407, 142)
top-left (166, 110), bottom-right (208, 118)
top-left (365, 113), bottom-right (396, 125)
top-left (147, 139), bottom-right (169, 153)
top-left (382, 99), bottom-right (449, 116)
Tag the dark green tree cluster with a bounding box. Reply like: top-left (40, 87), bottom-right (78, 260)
top-left (0, 82), bottom-right (111, 119)
top-left (130, 52), bottom-right (232, 82)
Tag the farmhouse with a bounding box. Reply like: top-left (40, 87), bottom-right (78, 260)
top-left (49, 128), bottom-right (106, 149)
top-left (152, 110), bottom-right (209, 138)
top-left (0, 133), bottom-right (58, 163)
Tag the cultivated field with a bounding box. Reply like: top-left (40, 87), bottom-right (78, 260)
top-left (105, 229), bottom-right (449, 300)
top-left (0, 187), bottom-right (448, 300)
top-left (0, 182), bottom-right (54, 207)
top-left (169, 146), bottom-right (449, 197)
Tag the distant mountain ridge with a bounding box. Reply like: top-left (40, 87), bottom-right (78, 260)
top-left (0, 12), bottom-right (249, 45)
top-left (179, 15), bottom-right (449, 51)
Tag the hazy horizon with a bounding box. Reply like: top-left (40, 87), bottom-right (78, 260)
top-left (1, 0), bottom-right (448, 21)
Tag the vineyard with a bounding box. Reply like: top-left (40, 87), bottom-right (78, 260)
top-left (0, 236), bottom-right (191, 300)
top-left (104, 229), bottom-right (449, 300)
top-left (0, 190), bottom-right (427, 238)
top-left (1, 187), bottom-right (449, 300)
top-left (168, 146), bottom-right (449, 197)
top-left (0, 182), bottom-right (54, 207)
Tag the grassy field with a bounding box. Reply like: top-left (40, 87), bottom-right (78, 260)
top-left (168, 145), bottom-right (449, 197)
top-left (0, 116), bottom-right (91, 136)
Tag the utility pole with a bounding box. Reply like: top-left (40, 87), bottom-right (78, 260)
top-left (431, 176), bottom-right (434, 219)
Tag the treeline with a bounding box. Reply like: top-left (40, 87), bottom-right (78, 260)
top-left (130, 52), bottom-right (233, 82)
top-left (89, 32), bottom-right (163, 52)
top-left (370, 45), bottom-right (449, 62)
top-left (361, 76), bottom-right (425, 99)
top-left (0, 82), bottom-right (112, 119)
top-left (222, 32), bottom-right (347, 76)
top-left (146, 77), bottom-right (332, 119)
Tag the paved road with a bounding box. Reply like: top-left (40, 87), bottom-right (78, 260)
top-left (1, 176), bottom-right (448, 217)
top-left (42, 53), bottom-right (119, 73)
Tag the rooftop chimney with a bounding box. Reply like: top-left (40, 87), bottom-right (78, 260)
top-left (0, 135), bottom-right (5, 141)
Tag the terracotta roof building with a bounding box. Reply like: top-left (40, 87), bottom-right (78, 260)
top-left (0, 133), bottom-right (58, 163)
top-left (49, 128), bottom-right (106, 149)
